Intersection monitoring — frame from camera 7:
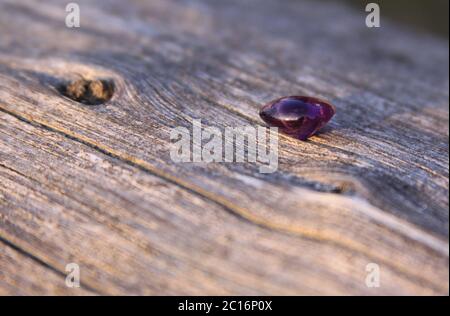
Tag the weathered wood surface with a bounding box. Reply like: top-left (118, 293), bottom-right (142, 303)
top-left (0, 0), bottom-right (448, 295)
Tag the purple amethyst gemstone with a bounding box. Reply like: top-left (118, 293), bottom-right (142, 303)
top-left (259, 96), bottom-right (335, 140)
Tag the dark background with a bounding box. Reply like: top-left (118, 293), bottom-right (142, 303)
top-left (341, 0), bottom-right (449, 38)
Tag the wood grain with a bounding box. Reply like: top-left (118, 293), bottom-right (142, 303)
top-left (0, 0), bottom-right (448, 295)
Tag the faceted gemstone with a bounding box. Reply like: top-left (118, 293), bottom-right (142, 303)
top-left (259, 96), bottom-right (335, 140)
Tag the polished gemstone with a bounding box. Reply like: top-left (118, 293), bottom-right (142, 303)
top-left (259, 96), bottom-right (335, 140)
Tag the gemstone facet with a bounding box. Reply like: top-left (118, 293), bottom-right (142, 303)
top-left (259, 96), bottom-right (335, 140)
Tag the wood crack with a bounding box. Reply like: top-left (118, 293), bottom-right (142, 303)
top-left (0, 234), bottom-right (101, 295)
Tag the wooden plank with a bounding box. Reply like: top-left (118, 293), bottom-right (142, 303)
top-left (0, 0), bottom-right (448, 294)
top-left (0, 110), bottom-right (446, 295)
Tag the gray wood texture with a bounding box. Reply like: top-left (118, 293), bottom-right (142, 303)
top-left (0, 0), bottom-right (448, 295)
